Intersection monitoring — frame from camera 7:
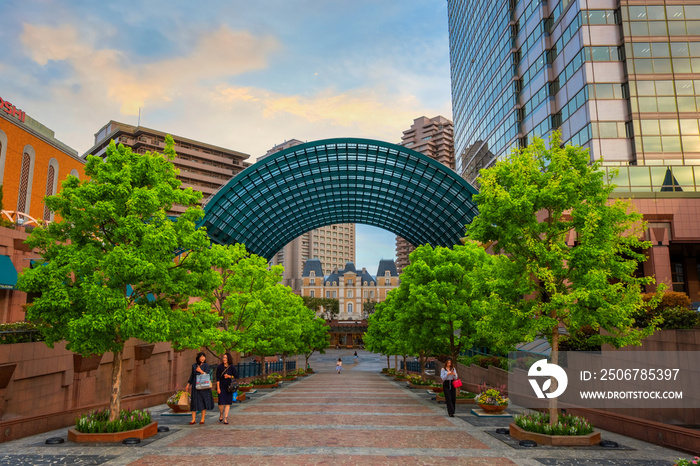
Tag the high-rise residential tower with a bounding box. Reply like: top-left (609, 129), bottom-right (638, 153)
top-left (263, 140), bottom-right (356, 292)
top-left (84, 121), bottom-right (251, 215)
top-left (448, 1), bottom-right (700, 295)
top-left (395, 116), bottom-right (455, 273)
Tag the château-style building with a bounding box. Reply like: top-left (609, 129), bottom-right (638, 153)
top-left (301, 259), bottom-right (400, 347)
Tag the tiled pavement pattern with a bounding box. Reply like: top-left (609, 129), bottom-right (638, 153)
top-left (1, 350), bottom-right (693, 465)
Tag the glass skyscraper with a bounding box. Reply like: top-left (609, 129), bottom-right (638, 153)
top-left (448, 0), bottom-right (700, 189)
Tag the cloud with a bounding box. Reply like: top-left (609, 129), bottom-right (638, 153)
top-left (20, 23), bottom-right (279, 115)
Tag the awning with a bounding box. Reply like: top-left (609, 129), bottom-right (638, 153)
top-left (0, 255), bottom-right (18, 290)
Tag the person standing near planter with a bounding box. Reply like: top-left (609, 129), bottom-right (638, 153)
top-left (440, 358), bottom-right (458, 417)
top-left (185, 352), bottom-right (215, 425)
top-left (216, 352), bottom-right (238, 425)
top-left (336, 358), bottom-right (343, 373)
top-left (354, 351), bottom-right (358, 364)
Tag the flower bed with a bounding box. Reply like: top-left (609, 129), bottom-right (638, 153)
top-left (75, 408), bottom-right (152, 434)
top-left (509, 422), bottom-right (601, 446)
top-left (476, 388), bottom-right (508, 407)
top-left (513, 412), bottom-right (594, 436)
top-left (674, 457), bottom-right (700, 466)
top-left (69, 409), bottom-right (158, 443)
top-left (251, 376), bottom-right (279, 388)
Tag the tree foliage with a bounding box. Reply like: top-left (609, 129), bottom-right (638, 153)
top-left (302, 296), bottom-right (339, 321)
top-left (18, 138), bottom-right (218, 421)
top-left (465, 133), bottom-right (659, 422)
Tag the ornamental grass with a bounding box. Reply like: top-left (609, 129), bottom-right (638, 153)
top-left (75, 408), bottom-right (151, 434)
top-left (514, 412), bottom-right (594, 436)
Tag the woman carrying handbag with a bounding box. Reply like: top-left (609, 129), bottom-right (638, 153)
top-left (185, 352), bottom-right (215, 425)
top-left (440, 358), bottom-right (459, 417)
top-left (216, 352), bottom-right (238, 424)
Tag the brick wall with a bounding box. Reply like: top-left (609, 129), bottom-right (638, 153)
top-left (0, 339), bottom-right (197, 442)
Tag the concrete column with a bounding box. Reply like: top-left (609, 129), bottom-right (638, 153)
top-left (645, 227), bottom-right (672, 292)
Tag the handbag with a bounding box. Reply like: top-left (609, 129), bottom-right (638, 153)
top-left (452, 378), bottom-right (463, 388)
top-left (195, 372), bottom-right (212, 390)
top-left (225, 366), bottom-right (239, 393)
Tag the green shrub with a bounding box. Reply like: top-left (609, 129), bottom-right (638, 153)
top-left (559, 325), bottom-right (602, 351)
top-left (514, 412), bottom-right (593, 436)
top-left (634, 292), bottom-right (699, 329)
top-left (75, 408), bottom-right (151, 433)
top-left (0, 322), bottom-right (46, 344)
top-left (251, 376), bottom-right (278, 385)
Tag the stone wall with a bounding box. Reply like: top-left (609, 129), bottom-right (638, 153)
top-left (0, 339), bottom-right (197, 443)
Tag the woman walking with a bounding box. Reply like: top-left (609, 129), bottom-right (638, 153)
top-left (353, 351), bottom-right (358, 364)
top-left (336, 357), bottom-right (343, 373)
top-left (216, 352), bottom-right (238, 425)
top-left (440, 358), bottom-right (459, 417)
top-left (185, 352), bottom-right (215, 425)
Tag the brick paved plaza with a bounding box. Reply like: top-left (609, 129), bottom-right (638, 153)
top-left (0, 350), bottom-right (691, 465)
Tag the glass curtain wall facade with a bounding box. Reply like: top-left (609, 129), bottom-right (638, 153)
top-left (449, 0), bottom-right (700, 188)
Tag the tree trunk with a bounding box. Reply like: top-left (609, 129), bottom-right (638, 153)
top-left (394, 354), bottom-right (398, 370)
top-left (108, 348), bottom-right (124, 422)
top-left (260, 355), bottom-right (266, 376)
top-left (295, 353), bottom-right (299, 372)
top-left (549, 323), bottom-right (560, 425)
top-left (305, 354), bottom-right (310, 369)
top-left (419, 350), bottom-right (426, 380)
top-left (402, 354), bottom-right (407, 374)
top-left (282, 354), bottom-right (287, 377)
top-left (386, 355), bottom-right (390, 369)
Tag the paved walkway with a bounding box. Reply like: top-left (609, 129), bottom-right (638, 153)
top-left (0, 350), bottom-right (693, 465)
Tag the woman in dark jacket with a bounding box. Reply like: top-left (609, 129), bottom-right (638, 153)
top-left (185, 352), bottom-right (215, 424)
top-left (216, 352), bottom-right (238, 424)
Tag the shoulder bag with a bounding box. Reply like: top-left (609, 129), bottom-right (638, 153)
top-left (226, 366), bottom-right (239, 393)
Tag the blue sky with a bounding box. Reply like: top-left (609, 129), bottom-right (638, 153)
top-left (0, 1), bottom-right (453, 274)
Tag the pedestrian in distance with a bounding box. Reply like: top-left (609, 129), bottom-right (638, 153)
top-left (216, 352), bottom-right (238, 425)
top-left (354, 351), bottom-right (358, 364)
top-left (336, 357), bottom-right (343, 373)
top-left (186, 352), bottom-right (215, 425)
top-left (440, 358), bottom-right (459, 417)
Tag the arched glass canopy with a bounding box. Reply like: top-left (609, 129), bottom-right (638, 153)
top-left (202, 138), bottom-right (479, 260)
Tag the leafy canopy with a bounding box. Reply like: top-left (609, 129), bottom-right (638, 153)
top-left (18, 137), bottom-right (218, 356)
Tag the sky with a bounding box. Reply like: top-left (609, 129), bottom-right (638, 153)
top-left (0, 1), bottom-right (453, 274)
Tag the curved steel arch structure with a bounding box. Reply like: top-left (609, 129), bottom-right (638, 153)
top-left (202, 138), bottom-right (479, 260)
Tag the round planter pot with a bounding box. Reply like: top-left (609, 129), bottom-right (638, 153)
top-left (238, 386), bottom-right (253, 393)
top-left (436, 394), bottom-right (476, 405)
top-left (509, 422), bottom-right (601, 446)
top-left (68, 421), bottom-right (158, 443)
top-left (478, 403), bottom-right (508, 413)
top-left (431, 386), bottom-right (444, 393)
top-left (236, 393), bottom-right (246, 402)
top-left (167, 403), bottom-right (189, 413)
top-left (251, 382), bottom-right (279, 389)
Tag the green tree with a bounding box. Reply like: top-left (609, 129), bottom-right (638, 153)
top-left (302, 296), bottom-right (339, 321)
top-left (18, 138), bottom-right (218, 421)
top-left (393, 242), bottom-right (522, 377)
top-left (466, 133), bottom-right (659, 423)
top-left (365, 296), bottom-right (397, 369)
top-left (297, 313), bottom-right (330, 369)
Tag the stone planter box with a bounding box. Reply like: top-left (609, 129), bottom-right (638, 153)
top-left (251, 382), bottom-right (279, 389)
top-left (509, 422), bottom-right (601, 446)
top-left (436, 394), bottom-right (476, 404)
top-left (68, 421), bottom-right (158, 443)
top-left (236, 393), bottom-right (246, 402)
top-left (279, 377), bottom-right (296, 381)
